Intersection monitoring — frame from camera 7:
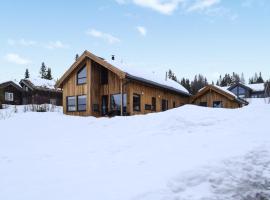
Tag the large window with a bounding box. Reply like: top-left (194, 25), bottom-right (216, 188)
top-left (5, 92), bottom-right (14, 101)
top-left (213, 101), bottom-right (223, 108)
top-left (133, 94), bottom-right (141, 112)
top-left (110, 93), bottom-right (127, 113)
top-left (152, 97), bottom-right (156, 111)
top-left (101, 68), bottom-right (108, 85)
top-left (77, 65), bottom-right (87, 85)
top-left (67, 96), bottom-right (76, 112)
top-left (77, 95), bottom-right (87, 111)
top-left (161, 99), bottom-right (168, 111)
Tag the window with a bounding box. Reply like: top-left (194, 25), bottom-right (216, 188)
top-left (133, 94), bottom-right (141, 112)
top-left (5, 92), bottom-right (14, 101)
top-left (145, 104), bottom-right (152, 111)
top-left (67, 96), bottom-right (76, 112)
top-left (110, 93), bottom-right (127, 113)
top-left (173, 101), bottom-right (176, 108)
top-left (101, 68), bottom-right (108, 85)
top-left (77, 95), bottom-right (87, 111)
top-left (92, 104), bottom-right (99, 112)
top-left (152, 97), bottom-right (156, 111)
top-left (161, 99), bottom-right (168, 111)
top-left (213, 101), bottom-right (223, 108)
top-left (199, 102), bottom-right (207, 107)
top-left (77, 65), bottom-right (87, 84)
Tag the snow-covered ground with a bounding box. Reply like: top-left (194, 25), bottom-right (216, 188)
top-left (0, 99), bottom-right (270, 200)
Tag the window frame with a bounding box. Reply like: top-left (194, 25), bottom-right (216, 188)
top-left (161, 99), bottom-right (168, 111)
top-left (5, 92), bottom-right (14, 101)
top-left (67, 96), bottom-right (76, 112)
top-left (133, 93), bottom-right (141, 112)
top-left (77, 65), bottom-right (87, 85)
top-left (110, 93), bottom-right (127, 114)
top-left (77, 95), bottom-right (87, 112)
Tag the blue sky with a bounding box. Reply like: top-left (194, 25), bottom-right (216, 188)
top-left (0, 0), bottom-right (270, 82)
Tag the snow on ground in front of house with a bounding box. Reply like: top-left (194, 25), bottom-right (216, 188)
top-left (0, 100), bottom-right (270, 200)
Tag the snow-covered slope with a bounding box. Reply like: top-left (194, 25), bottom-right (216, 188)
top-left (0, 101), bottom-right (270, 200)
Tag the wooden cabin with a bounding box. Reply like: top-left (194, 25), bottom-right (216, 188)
top-left (191, 85), bottom-right (248, 108)
top-left (56, 50), bottom-right (191, 117)
top-left (19, 79), bottom-right (62, 106)
top-left (0, 81), bottom-right (23, 105)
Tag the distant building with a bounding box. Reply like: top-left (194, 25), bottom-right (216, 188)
top-left (0, 78), bottom-right (62, 106)
top-left (191, 85), bottom-right (248, 109)
top-left (226, 82), bottom-right (266, 98)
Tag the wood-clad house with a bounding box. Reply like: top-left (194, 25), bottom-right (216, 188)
top-left (19, 79), bottom-right (62, 106)
top-left (56, 50), bottom-right (191, 117)
top-left (0, 81), bottom-right (23, 105)
top-left (191, 85), bottom-right (248, 108)
top-left (226, 82), bottom-right (266, 98)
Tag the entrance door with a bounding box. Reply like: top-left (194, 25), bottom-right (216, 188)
top-left (101, 95), bottom-right (108, 116)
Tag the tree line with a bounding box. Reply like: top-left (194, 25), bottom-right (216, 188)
top-left (167, 69), bottom-right (269, 95)
top-left (24, 62), bottom-right (53, 80)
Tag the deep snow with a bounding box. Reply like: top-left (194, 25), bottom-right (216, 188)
top-left (0, 99), bottom-right (270, 200)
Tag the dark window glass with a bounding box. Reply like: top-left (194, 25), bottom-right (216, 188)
top-left (161, 99), bottom-right (168, 111)
top-left (199, 102), bottom-right (207, 107)
top-left (77, 95), bottom-right (87, 111)
top-left (93, 104), bottom-right (99, 112)
top-left (110, 93), bottom-right (127, 114)
top-left (101, 68), bottom-right (108, 85)
top-left (67, 96), bottom-right (76, 112)
top-left (77, 65), bottom-right (87, 84)
top-left (238, 87), bottom-right (246, 95)
top-left (145, 104), bottom-right (152, 110)
top-left (133, 94), bottom-right (141, 112)
top-left (152, 97), bottom-right (156, 111)
top-left (213, 101), bottom-right (223, 108)
top-left (173, 101), bottom-right (176, 108)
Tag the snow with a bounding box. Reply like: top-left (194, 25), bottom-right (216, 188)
top-left (26, 77), bottom-right (57, 89)
top-left (1, 100), bottom-right (270, 200)
top-left (214, 85), bottom-right (238, 97)
top-left (247, 83), bottom-right (265, 92)
top-left (107, 59), bottom-right (190, 94)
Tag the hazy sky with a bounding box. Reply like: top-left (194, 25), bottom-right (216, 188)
top-left (0, 0), bottom-right (270, 82)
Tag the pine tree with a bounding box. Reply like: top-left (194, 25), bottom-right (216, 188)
top-left (40, 62), bottom-right (47, 79)
top-left (25, 68), bottom-right (30, 79)
top-left (46, 68), bottom-right (53, 80)
top-left (257, 72), bottom-right (264, 83)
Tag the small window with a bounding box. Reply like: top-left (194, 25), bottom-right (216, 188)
top-left (67, 96), bottom-right (76, 112)
top-left (145, 104), bottom-right (152, 111)
top-left (161, 99), bottom-right (168, 111)
top-left (152, 97), bottom-right (156, 111)
top-left (173, 101), bottom-right (176, 108)
top-left (199, 102), bottom-right (207, 107)
top-left (213, 101), bottom-right (223, 108)
top-left (77, 95), bottom-right (87, 111)
top-left (101, 68), bottom-right (108, 85)
top-left (77, 65), bottom-right (87, 85)
top-left (133, 94), bottom-right (141, 112)
top-left (5, 92), bottom-right (14, 101)
top-left (92, 104), bottom-right (99, 112)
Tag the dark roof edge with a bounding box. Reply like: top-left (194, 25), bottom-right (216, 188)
top-left (126, 73), bottom-right (191, 97)
top-left (0, 81), bottom-right (23, 92)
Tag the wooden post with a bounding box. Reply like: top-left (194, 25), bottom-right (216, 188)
top-left (120, 79), bottom-right (123, 116)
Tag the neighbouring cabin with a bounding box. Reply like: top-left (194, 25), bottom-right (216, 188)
top-left (19, 79), bottom-right (63, 106)
top-left (0, 81), bottom-right (23, 105)
top-left (191, 85), bottom-right (248, 109)
top-left (56, 50), bottom-right (191, 117)
top-left (226, 82), bottom-right (266, 98)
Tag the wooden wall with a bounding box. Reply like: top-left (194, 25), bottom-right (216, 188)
top-left (192, 89), bottom-right (240, 108)
top-left (0, 85), bottom-right (22, 105)
top-left (127, 81), bottom-right (190, 115)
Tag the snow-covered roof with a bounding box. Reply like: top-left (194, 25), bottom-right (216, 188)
top-left (25, 77), bottom-right (56, 89)
top-left (107, 59), bottom-right (190, 95)
top-left (214, 85), bottom-right (237, 98)
top-left (247, 83), bottom-right (265, 92)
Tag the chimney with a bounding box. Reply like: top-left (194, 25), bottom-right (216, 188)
top-left (111, 55), bottom-right (115, 61)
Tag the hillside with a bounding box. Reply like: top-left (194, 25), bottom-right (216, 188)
top-left (1, 99), bottom-right (270, 200)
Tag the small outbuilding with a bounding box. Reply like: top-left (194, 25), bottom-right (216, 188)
top-left (191, 85), bottom-right (248, 108)
top-left (0, 81), bottom-right (23, 105)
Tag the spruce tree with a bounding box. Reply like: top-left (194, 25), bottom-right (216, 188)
top-left (257, 72), bottom-right (264, 83)
top-left (40, 62), bottom-right (47, 79)
top-left (25, 68), bottom-right (30, 79)
top-left (240, 73), bottom-right (245, 84)
top-left (46, 68), bottom-right (53, 80)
